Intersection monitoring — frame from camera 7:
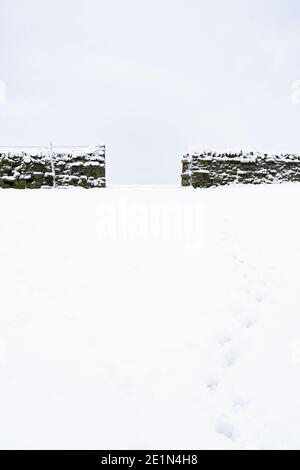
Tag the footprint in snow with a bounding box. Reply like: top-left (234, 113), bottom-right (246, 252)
top-left (232, 397), bottom-right (249, 413)
top-left (222, 349), bottom-right (239, 368)
top-left (241, 315), bottom-right (256, 329)
top-left (204, 376), bottom-right (219, 391)
top-left (255, 294), bottom-right (264, 304)
top-left (218, 333), bottom-right (232, 348)
top-left (214, 417), bottom-right (235, 440)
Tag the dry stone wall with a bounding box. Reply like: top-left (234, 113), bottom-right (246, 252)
top-left (182, 150), bottom-right (300, 188)
top-left (0, 145), bottom-right (105, 189)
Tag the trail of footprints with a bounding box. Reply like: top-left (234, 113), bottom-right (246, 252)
top-left (204, 219), bottom-right (272, 443)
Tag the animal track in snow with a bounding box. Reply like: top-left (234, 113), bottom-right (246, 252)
top-left (218, 333), bottom-right (232, 348)
top-left (255, 294), bottom-right (264, 304)
top-left (204, 376), bottom-right (219, 391)
top-left (241, 315), bottom-right (256, 329)
top-left (211, 225), bottom-right (272, 444)
top-left (232, 397), bottom-right (249, 413)
top-left (222, 349), bottom-right (240, 368)
top-left (214, 417), bottom-right (235, 440)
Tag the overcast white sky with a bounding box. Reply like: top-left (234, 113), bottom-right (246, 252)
top-left (1, 0), bottom-right (300, 183)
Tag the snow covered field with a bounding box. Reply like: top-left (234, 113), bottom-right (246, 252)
top-left (0, 184), bottom-right (300, 450)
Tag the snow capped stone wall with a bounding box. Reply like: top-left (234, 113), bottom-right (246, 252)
top-left (182, 150), bottom-right (300, 188)
top-left (0, 145), bottom-right (106, 189)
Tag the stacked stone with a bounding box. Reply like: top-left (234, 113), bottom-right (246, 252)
top-left (181, 150), bottom-right (300, 188)
top-left (0, 145), bottom-right (106, 189)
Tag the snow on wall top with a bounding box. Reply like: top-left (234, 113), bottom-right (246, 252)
top-left (0, 144), bottom-right (105, 161)
top-left (183, 149), bottom-right (300, 163)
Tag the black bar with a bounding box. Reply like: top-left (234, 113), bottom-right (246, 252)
top-left (0, 449), bottom-right (293, 466)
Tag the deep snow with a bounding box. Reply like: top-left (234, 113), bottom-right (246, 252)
top-left (0, 184), bottom-right (300, 450)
